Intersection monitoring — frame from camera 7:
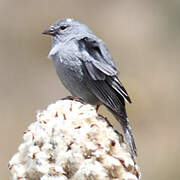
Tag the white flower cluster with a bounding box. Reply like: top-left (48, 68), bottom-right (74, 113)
top-left (9, 99), bottom-right (140, 180)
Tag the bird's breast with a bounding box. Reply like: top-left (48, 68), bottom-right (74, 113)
top-left (50, 41), bottom-right (100, 105)
top-left (52, 57), bottom-right (100, 105)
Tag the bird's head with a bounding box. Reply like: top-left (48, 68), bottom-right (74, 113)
top-left (42, 18), bottom-right (92, 44)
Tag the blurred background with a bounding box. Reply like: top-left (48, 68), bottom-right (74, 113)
top-left (1, 0), bottom-right (180, 179)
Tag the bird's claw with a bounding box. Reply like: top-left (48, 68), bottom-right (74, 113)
top-left (61, 96), bottom-right (86, 104)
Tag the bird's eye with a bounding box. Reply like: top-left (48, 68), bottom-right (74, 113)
top-left (59, 25), bottom-right (68, 30)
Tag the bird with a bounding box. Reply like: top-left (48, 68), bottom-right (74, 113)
top-left (43, 18), bottom-right (137, 157)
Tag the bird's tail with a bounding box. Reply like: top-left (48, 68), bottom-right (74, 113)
top-left (114, 114), bottom-right (137, 157)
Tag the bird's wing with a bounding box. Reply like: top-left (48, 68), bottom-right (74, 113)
top-left (77, 37), bottom-right (132, 105)
top-left (78, 37), bottom-right (118, 77)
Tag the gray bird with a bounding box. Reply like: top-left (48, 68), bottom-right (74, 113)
top-left (43, 18), bottom-right (137, 157)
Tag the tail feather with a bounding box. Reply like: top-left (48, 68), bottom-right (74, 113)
top-left (122, 119), bottom-right (137, 157)
top-left (104, 105), bottom-right (137, 157)
top-left (115, 115), bottom-right (137, 157)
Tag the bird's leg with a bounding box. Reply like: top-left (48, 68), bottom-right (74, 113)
top-left (96, 105), bottom-right (100, 112)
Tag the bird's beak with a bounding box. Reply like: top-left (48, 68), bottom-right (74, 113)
top-left (42, 26), bottom-right (57, 36)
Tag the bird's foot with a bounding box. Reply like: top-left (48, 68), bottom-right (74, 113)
top-left (96, 105), bottom-right (100, 112)
top-left (61, 96), bottom-right (86, 104)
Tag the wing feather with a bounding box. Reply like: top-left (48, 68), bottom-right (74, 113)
top-left (77, 37), bottom-right (132, 105)
top-left (87, 80), bottom-right (125, 111)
